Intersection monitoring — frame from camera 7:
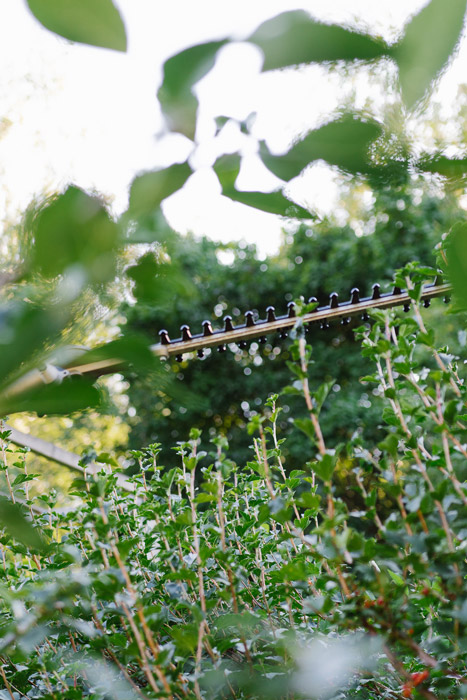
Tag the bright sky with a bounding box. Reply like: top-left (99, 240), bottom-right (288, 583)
top-left (1, 0), bottom-right (466, 256)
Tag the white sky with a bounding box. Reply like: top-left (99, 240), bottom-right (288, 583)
top-left (0, 0), bottom-right (466, 257)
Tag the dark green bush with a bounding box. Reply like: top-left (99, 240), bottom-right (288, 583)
top-left (0, 265), bottom-right (466, 699)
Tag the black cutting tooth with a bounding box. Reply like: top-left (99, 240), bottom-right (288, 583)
top-left (202, 320), bottom-right (213, 336)
top-left (393, 286), bottom-right (402, 295)
top-left (287, 301), bottom-right (296, 318)
top-left (361, 311), bottom-right (370, 321)
top-left (159, 329), bottom-right (171, 345)
top-left (217, 344), bottom-right (226, 353)
top-left (197, 349), bottom-right (204, 358)
top-left (239, 340), bottom-right (248, 349)
top-left (329, 292), bottom-right (339, 309)
top-left (224, 315), bottom-right (234, 332)
top-left (245, 311), bottom-right (255, 327)
top-left (341, 317), bottom-right (350, 326)
top-left (320, 319), bottom-right (330, 330)
top-left (403, 303), bottom-right (410, 312)
top-left (372, 283), bottom-right (381, 300)
top-left (444, 295), bottom-right (451, 304)
top-left (350, 288), bottom-right (360, 304)
top-left (181, 325), bottom-right (192, 341)
top-left (175, 354), bottom-right (183, 362)
top-left (266, 306), bottom-right (276, 322)
top-left (279, 329), bottom-right (288, 339)
top-left (259, 336), bottom-right (267, 344)
top-left (423, 298), bottom-right (431, 308)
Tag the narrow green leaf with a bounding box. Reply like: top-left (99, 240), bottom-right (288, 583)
top-left (70, 334), bottom-right (159, 372)
top-left (250, 10), bottom-right (388, 71)
top-left (214, 154), bottom-right (312, 218)
top-left (0, 497), bottom-right (45, 550)
top-left (26, 0), bottom-right (127, 52)
top-left (128, 163), bottom-right (192, 217)
top-left (392, 0), bottom-right (467, 108)
top-left (260, 116), bottom-right (382, 181)
top-left (418, 155), bottom-right (467, 179)
top-left (158, 41), bottom-right (226, 139)
top-left (0, 378), bottom-right (101, 417)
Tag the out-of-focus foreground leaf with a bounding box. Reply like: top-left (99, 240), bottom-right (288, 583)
top-left (0, 497), bottom-right (45, 551)
top-left (125, 252), bottom-right (193, 306)
top-left (392, 0), bottom-right (467, 109)
top-left (260, 116), bottom-right (382, 181)
top-left (26, 0), bottom-right (127, 52)
top-left (445, 222), bottom-right (467, 309)
top-left (249, 10), bottom-right (389, 71)
top-left (0, 305), bottom-right (68, 390)
top-left (213, 154), bottom-right (312, 218)
top-left (69, 334), bottom-right (160, 372)
top-left (128, 163), bottom-right (192, 217)
top-left (158, 40), bottom-right (226, 140)
top-left (418, 155), bottom-right (467, 179)
top-left (30, 186), bottom-right (120, 285)
top-left (0, 378), bottom-right (101, 418)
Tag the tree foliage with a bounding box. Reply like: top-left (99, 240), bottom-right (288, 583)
top-left (1, 269), bottom-right (467, 698)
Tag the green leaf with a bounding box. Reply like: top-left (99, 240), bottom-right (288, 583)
top-left (249, 10), bottom-right (389, 71)
top-left (260, 116), bottom-right (382, 181)
top-left (96, 452), bottom-right (119, 467)
top-left (295, 418), bottom-right (316, 441)
top-left (31, 186), bottom-right (120, 284)
top-left (158, 41), bottom-right (226, 139)
top-left (0, 497), bottom-right (45, 550)
top-left (298, 491), bottom-right (321, 510)
top-left (312, 453), bottom-right (337, 482)
top-left (446, 222), bottom-right (467, 308)
top-left (70, 334), bottom-right (159, 372)
top-left (128, 163), bottom-right (192, 217)
top-left (418, 155), bottom-right (467, 179)
top-left (125, 253), bottom-right (192, 306)
top-left (213, 154), bottom-right (312, 218)
top-left (0, 304), bottom-right (67, 390)
top-left (392, 0), bottom-right (467, 109)
top-left (26, 0), bottom-right (127, 52)
top-left (0, 377), bottom-right (101, 417)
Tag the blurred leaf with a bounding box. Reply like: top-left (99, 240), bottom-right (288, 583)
top-left (158, 40), bottom-right (226, 139)
top-left (260, 116), bottom-right (382, 181)
top-left (128, 163), bottom-right (192, 217)
top-left (26, 0), bottom-right (127, 51)
top-left (0, 304), bottom-right (67, 390)
top-left (30, 186), bottom-right (119, 284)
top-left (0, 377), bottom-right (101, 417)
top-left (250, 10), bottom-right (388, 71)
top-left (70, 334), bottom-right (159, 372)
top-left (82, 658), bottom-right (141, 700)
top-left (214, 154), bottom-right (312, 218)
top-left (0, 497), bottom-right (45, 550)
top-left (126, 253), bottom-right (193, 307)
top-left (417, 155), bottom-right (467, 179)
top-left (392, 0), bottom-right (467, 109)
top-left (445, 222), bottom-right (467, 308)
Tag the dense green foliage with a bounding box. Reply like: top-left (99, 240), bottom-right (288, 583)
top-left (1, 268), bottom-right (467, 699)
top-left (124, 181), bottom-right (462, 466)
